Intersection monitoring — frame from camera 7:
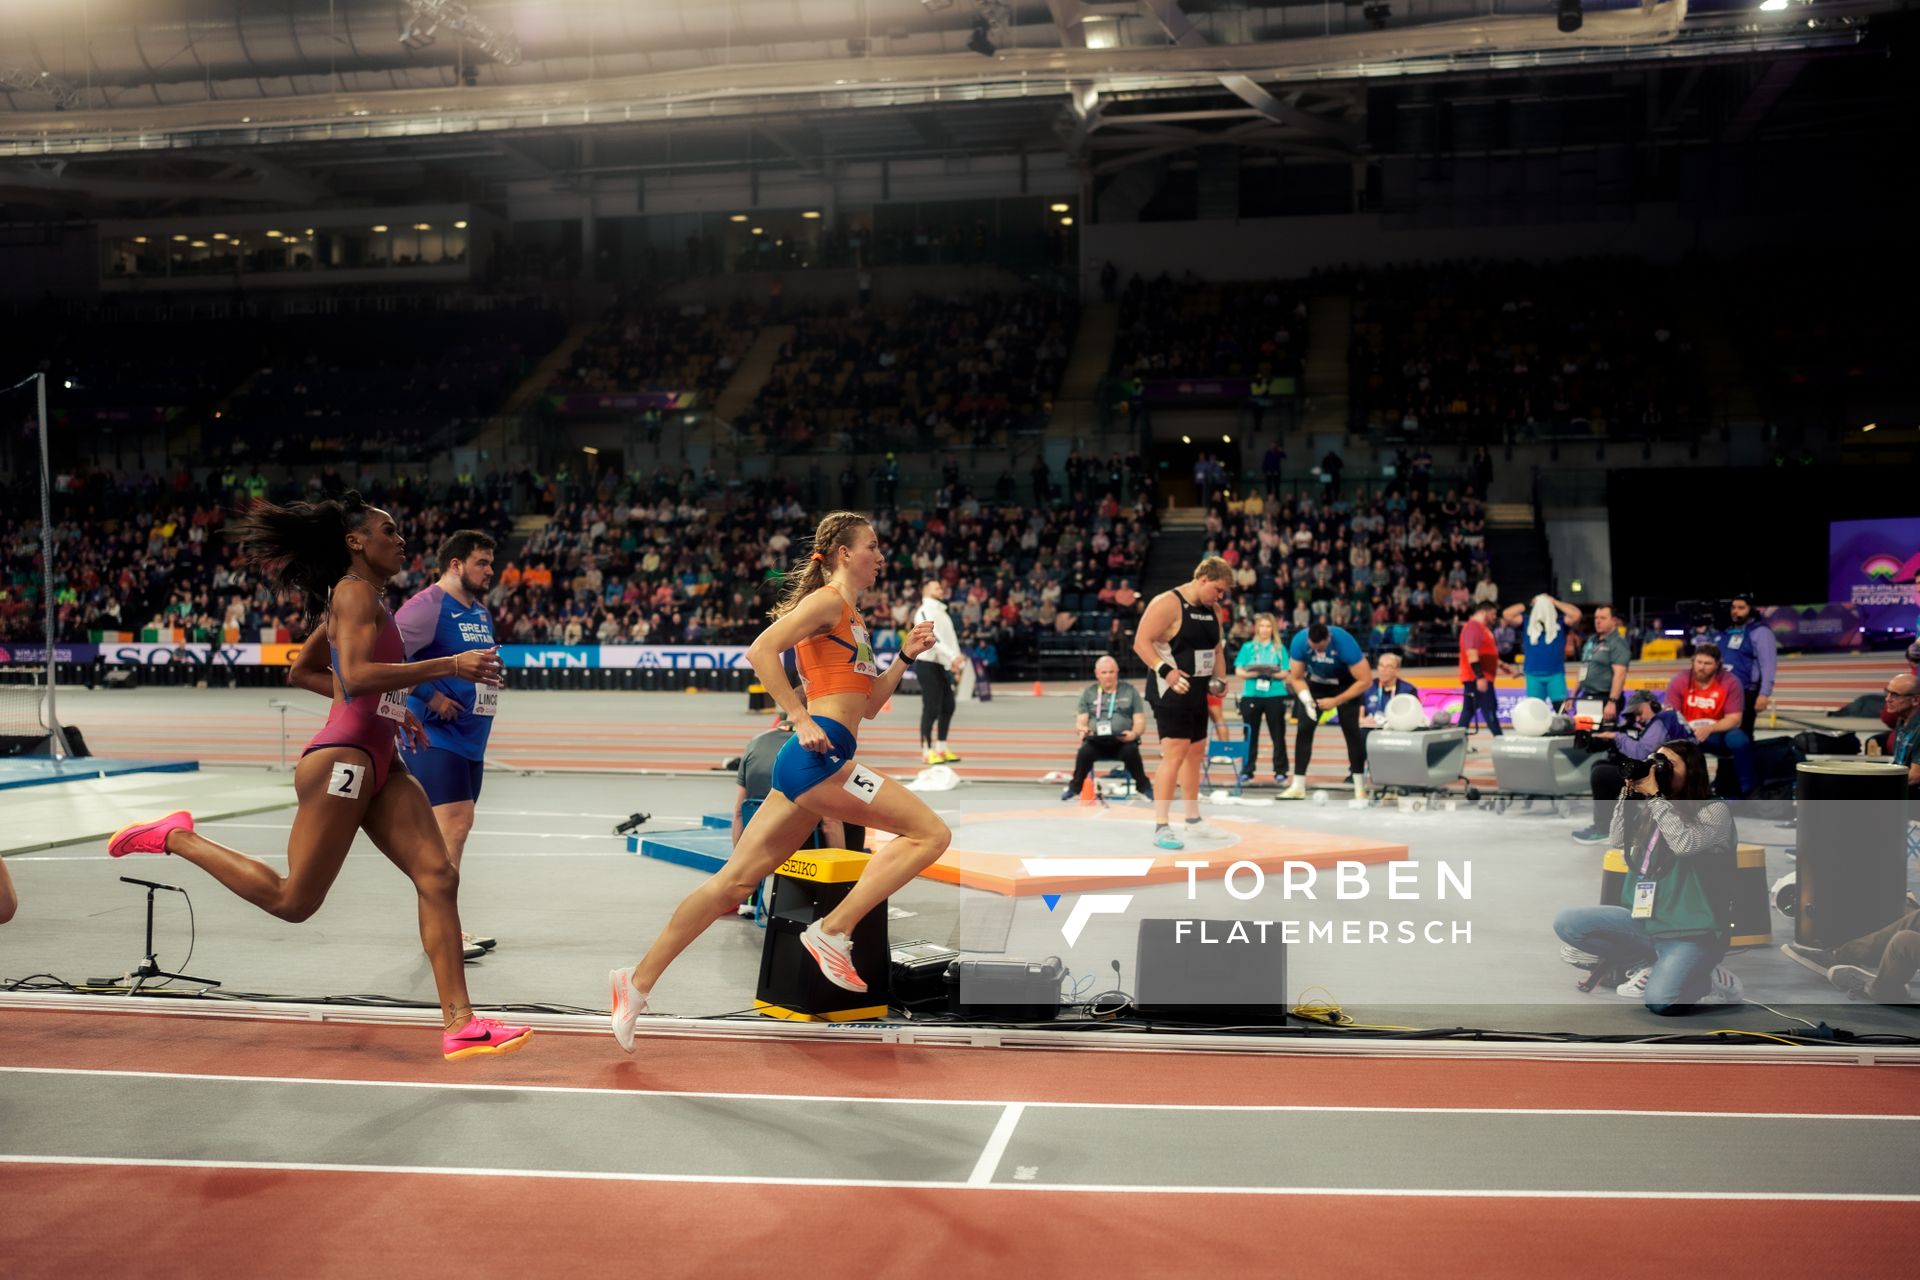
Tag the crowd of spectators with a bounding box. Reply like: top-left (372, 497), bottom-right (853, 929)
top-left (214, 297), bottom-right (566, 463)
top-left (1109, 273), bottom-right (1310, 383)
top-left (483, 469), bottom-right (1151, 670)
top-left (2, 454), bottom-right (1150, 682)
top-left (734, 291), bottom-right (1074, 454)
top-left (1341, 259), bottom-right (1708, 441)
top-left (0, 468), bottom-right (506, 647)
top-left (552, 296), bottom-right (759, 402)
top-left (1202, 466), bottom-right (1497, 661)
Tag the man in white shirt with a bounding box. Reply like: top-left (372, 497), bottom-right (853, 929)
top-left (913, 580), bottom-right (968, 765)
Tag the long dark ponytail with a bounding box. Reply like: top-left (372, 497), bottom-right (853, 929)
top-left (228, 490), bottom-right (376, 626)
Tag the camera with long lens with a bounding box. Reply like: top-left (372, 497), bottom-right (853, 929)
top-left (1572, 719), bottom-right (1623, 752)
top-left (1616, 750), bottom-right (1674, 792)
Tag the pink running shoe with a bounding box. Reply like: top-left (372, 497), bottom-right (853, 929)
top-left (108, 811), bottom-right (193, 858)
top-left (800, 919), bottom-right (868, 993)
top-left (442, 1015), bottom-right (532, 1061)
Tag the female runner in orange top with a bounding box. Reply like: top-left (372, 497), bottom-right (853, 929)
top-left (608, 511), bottom-right (950, 1046)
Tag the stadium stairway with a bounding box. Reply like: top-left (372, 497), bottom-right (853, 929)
top-left (1303, 293), bottom-right (1352, 434)
top-left (1485, 503), bottom-right (1555, 602)
top-left (1043, 301), bottom-right (1119, 447)
top-left (1141, 509), bottom-right (1210, 595)
top-left (710, 324), bottom-right (793, 427)
top-left (499, 320), bottom-right (598, 419)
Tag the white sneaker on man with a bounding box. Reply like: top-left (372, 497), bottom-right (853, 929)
top-left (1613, 966), bottom-right (1651, 999)
top-left (462, 930), bottom-right (497, 951)
top-left (1559, 943), bottom-right (1601, 968)
top-left (1184, 820), bottom-right (1232, 841)
top-left (608, 967), bottom-right (651, 1053)
top-left (1278, 777), bottom-right (1309, 800)
top-left (1698, 966), bottom-right (1745, 1005)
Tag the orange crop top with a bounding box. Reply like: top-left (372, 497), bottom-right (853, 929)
top-left (793, 588), bottom-right (878, 699)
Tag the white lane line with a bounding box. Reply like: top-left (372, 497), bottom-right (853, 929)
top-left (3, 1067), bottom-right (1916, 1122)
top-left (1, 1155), bottom-right (1916, 1201)
top-left (968, 1103), bottom-right (1026, 1184)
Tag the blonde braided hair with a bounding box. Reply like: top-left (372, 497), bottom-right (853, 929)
top-left (770, 510), bottom-right (873, 620)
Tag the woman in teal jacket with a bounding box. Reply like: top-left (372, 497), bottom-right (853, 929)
top-left (1233, 613), bottom-right (1291, 786)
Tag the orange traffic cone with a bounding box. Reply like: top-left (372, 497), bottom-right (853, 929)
top-left (1079, 775), bottom-right (1098, 806)
top-left (1032, 679), bottom-right (1045, 697)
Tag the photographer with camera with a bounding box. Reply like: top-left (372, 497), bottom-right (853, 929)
top-left (1553, 738), bottom-right (1744, 1013)
top-left (1571, 690), bottom-right (1691, 844)
top-left (1665, 642), bottom-right (1756, 798)
top-left (1063, 656), bottom-right (1153, 801)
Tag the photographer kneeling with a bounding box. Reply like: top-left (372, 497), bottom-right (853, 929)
top-left (1571, 690), bottom-right (1691, 844)
top-left (1552, 738), bottom-right (1744, 1014)
top-left (1063, 656), bottom-right (1154, 801)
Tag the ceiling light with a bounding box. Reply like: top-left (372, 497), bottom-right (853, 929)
top-left (751, 227), bottom-right (764, 235)
top-left (413, 222), bottom-right (431, 230)
top-left (190, 240), bottom-right (208, 248)
top-left (1222, 435), bottom-right (1232, 444)
top-left (305, 228), bottom-right (315, 234)
top-left (371, 224), bottom-right (389, 232)
top-left (1862, 423), bottom-right (1878, 432)
top-left (1759, 0), bottom-right (1787, 9)
top-left (1050, 203), bottom-right (1070, 213)
top-left (802, 211), bottom-right (821, 219)
top-left (1181, 435), bottom-right (1192, 444)
top-left (730, 214), bottom-right (749, 223)
top-left (454, 220), bottom-right (468, 228)
top-left (582, 446), bottom-right (600, 455)
top-left (1060, 216), bottom-right (1074, 226)
top-left (132, 236), bottom-right (147, 244)
top-left (212, 233), bottom-right (228, 240)
top-left (265, 230), bottom-right (282, 238)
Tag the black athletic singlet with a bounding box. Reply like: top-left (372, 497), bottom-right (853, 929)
top-left (1157, 588), bottom-right (1221, 709)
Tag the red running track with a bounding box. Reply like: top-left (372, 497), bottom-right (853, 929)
top-left (6, 1165), bottom-right (1913, 1280)
top-left (1, 1008), bottom-right (1917, 1278)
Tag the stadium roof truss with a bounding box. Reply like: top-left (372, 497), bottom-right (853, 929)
top-left (0, 0), bottom-right (1893, 212)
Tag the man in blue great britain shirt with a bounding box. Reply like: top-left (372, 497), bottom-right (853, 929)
top-left (395, 529), bottom-right (501, 958)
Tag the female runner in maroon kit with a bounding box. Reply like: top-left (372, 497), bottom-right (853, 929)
top-left (106, 492), bottom-right (530, 1061)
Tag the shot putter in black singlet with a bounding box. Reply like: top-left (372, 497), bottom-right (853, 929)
top-left (1153, 588), bottom-right (1220, 742)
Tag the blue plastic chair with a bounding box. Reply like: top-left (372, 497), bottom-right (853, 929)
top-left (1203, 722), bottom-right (1250, 795)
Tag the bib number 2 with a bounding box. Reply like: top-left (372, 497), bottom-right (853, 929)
top-left (328, 761), bottom-right (366, 800)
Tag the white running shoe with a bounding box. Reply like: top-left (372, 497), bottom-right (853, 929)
top-left (1614, 966), bottom-right (1651, 999)
top-left (1184, 820), bottom-right (1231, 841)
top-left (462, 930), bottom-right (497, 951)
top-left (1278, 777), bottom-right (1309, 800)
top-left (1699, 966), bottom-right (1745, 1006)
top-left (800, 920), bottom-right (868, 993)
top-left (608, 967), bottom-right (651, 1052)
top-left (1559, 943), bottom-right (1601, 968)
